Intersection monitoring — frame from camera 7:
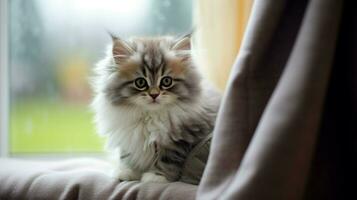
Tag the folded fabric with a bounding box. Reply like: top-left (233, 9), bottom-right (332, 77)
top-left (0, 158), bottom-right (197, 200)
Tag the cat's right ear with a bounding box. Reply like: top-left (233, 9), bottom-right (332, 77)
top-left (111, 35), bottom-right (134, 64)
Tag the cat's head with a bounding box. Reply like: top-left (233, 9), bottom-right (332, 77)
top-left (95, 34), bottom-right (201, 110)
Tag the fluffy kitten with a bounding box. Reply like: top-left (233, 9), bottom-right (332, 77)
top-left (91, 34), bottom-right (220, 183)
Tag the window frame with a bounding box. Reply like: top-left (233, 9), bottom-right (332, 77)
top-left (0, 0), bottom-right (9, 157)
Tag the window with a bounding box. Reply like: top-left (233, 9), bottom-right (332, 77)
top-left (5, 0), bottom-right (192, 156)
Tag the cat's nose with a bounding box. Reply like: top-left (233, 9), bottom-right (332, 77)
top-left (149, 93), bottom-right (159, 100)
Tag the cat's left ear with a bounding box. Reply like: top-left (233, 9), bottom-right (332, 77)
top-left (110, 34), bottom-right (134, 64)
top-left (172, 32), bottom-right (192, 51)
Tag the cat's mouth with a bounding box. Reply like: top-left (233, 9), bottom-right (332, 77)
top-left (145, 100), bottom-right (162, 109)
top-left (150, 100), bottom-right (160, 104)
top-left (148, 98), bottom-right (165, 107)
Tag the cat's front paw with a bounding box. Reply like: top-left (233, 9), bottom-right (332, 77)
top-left (141, 172), bottom-right (169, 183)
top-left (112, 167), bottom-right (141, 181)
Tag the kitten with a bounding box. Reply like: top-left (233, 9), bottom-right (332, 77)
top-left (91, 34), bottom-right (220, 183)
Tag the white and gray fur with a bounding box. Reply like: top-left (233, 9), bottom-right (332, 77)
top-left (91, 34), bottom-right (220, 183)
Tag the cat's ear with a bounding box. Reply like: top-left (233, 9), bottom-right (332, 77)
top-left (111, 35), bottom-right (134, 64)
top-left (172, 32), bottom-right (192, 51)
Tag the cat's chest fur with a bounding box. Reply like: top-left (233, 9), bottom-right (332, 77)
top-left (111, 108), bottom-right (179, 170)
top-left (124, 112), bottom-right (172, 150)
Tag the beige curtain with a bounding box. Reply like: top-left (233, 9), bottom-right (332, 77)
top-left (194, 0), bottom-right (252, 90)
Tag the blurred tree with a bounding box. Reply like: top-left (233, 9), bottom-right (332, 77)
top-left (10, 0), bottom-right (56, 98)
top-left (147, 0), bottom-right (192, 35)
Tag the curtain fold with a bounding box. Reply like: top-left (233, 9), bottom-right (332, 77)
top-left (197, 0), bottom-right (344, 199)
top-left (304, 0), bottom-right (357, 198)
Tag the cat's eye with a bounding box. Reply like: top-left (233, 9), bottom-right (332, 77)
top-left (134, 78), bottom-right (148, 90)
top-left (160, 76), bottom-right (173, 88)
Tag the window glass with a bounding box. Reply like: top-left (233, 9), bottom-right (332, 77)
top-left (9, 0), bottom-right (192, 154)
